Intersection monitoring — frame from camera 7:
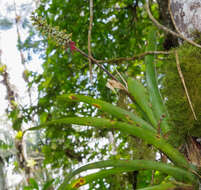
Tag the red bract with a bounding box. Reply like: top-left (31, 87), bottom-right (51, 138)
top-left (69, 41), bottom-right (76, 53)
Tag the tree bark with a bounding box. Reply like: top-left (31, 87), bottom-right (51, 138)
top-left (170, 0), bottom-right (201, 38)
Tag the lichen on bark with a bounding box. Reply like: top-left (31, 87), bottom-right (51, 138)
top-left (171, 0), bottom-right (201, 38)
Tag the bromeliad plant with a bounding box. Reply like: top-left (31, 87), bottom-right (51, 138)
top-left (25, 18), bottom-right (200, 189)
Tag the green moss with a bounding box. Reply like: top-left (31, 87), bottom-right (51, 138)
top-left (160, 41), bottom-right (201, 146)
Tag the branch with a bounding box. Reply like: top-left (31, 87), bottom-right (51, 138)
top-left (175, 51), bottom-right (197, 120)
top-left (96, 50), bottom-right (171, 64)
top-left (168, 0), bottom-right (180, 34)
top-left (88, 0), bottom-right (93, 81)
top-left (0, 65), bottom-right (17, 109)
top-left (75, 47), bottom-right (119, 81)
top-left (146, 0), bottom-right (201, 49)
top-left (0, 50), bottom-right (18, 110)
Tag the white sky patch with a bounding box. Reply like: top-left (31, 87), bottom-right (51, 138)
top-left (0, 0), bottom-right (42, 110)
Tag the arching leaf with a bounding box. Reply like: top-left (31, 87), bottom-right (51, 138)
top-left (26, 117), bottom-right (191, 169)
top-left (57, 94), bottom-right (156, 132)
top-left (58, 160), bottom-right (195, 189)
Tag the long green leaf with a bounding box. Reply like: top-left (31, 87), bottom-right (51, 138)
top-left (26, 117), bottom-right (191, 169)
top-left (58, 160), bottom-right (195, 190)
top-left (57, 94), bottom-right (156, 132)
top-left (128, 78), bottom-right (157, 128)
top-left (63, 168), bottom-right (134, 189)
top-left (145, 30), bottom-right (170, 134)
